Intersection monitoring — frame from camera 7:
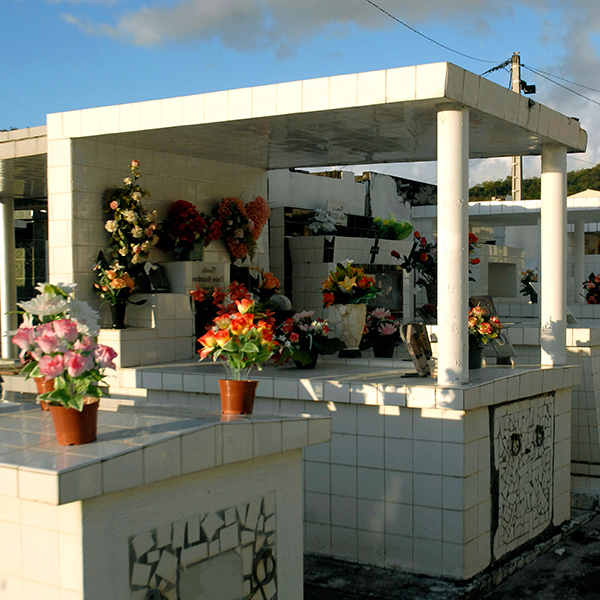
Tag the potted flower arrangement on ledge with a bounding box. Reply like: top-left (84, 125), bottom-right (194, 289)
top-left (13, 320), bottom-right (117, 444)
top-left (275, 311), bottom-right (345, 369)
top-left (156, 200), bottom-right (211, 261)
top-left (468, 305), bottom-right (502, 369)
top-left (197, 299), bottom-right (278, 414)
top-left (93, 254), bottom-right (138, 329)
top-left (322, 260), bottom-right (381, 358)
top-left (12, 284), bottom-right (117, 445)
top-left (583, 273), bottom-right (600, 304)
top-left (12, 282), bottom-right (100, 402)
top-left (360, 308), bottom-right (402, 358)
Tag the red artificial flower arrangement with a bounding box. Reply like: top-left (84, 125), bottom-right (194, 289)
top-left (212, 196), bottom-right (271, 262)
top-left (156, 200), bottom-right (210, 260)
top-left (584, 273), bottom-right (600, 304)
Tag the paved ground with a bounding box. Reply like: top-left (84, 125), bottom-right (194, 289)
top-left (305, 501), bottom-right (600, 600)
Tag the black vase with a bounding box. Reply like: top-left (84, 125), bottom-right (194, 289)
top-left (373, 341), bottom-right (395, 358)
top-left (110, 302), bottom-right (127, 329)
top-left (469, 345), bottom-right (484, 369)
top-left (293, 349), bottom-right (319, 370)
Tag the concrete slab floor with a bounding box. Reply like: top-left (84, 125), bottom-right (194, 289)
top-left (305, 495), bottom-right (600, 600)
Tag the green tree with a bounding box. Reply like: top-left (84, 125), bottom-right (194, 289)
top-left (469, 164), bottom-right (600, 200)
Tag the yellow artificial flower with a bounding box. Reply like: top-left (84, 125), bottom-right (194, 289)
top-left (338, 276), bottom-right (357, 292)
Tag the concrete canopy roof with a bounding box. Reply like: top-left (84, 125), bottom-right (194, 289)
top-left (50, 62), bottom-right (587, 170)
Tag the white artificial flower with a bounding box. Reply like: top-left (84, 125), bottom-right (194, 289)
top-left (68, 298), bottom-right (100, 337)
top-left (132, 226), bottom-right (143, 238)
top-left (17, 294), bottom-right (69, 318)
top-left (132, 192), bottom-right (142, 201)
top-left (55, 282), bottom-right (78, 296)
top-left (105, 220), bottom-right (118, 233)
top-left (124, 178), bottom-right (132, 185)
top-left (118, 247), bottom-right (129, 256)
top-left (122, 210), bottom-right (138, 223)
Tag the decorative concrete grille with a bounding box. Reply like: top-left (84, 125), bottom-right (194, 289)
top-left (492, 394), bottom-right (554, 561)
top-left (129, 492), bottom-right (277, 599)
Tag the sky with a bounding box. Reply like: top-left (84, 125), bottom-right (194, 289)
top-left (3, 0), bottom-right (600, 186)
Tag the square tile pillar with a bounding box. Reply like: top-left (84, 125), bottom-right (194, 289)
top-left (437, 105), bottom-right (470, 385)
top-left (540, 144), bottom-right (567, 365)
top-left (573, 218), bottom-right (586, 304)
top-left (0, 159), bottom-right (17, 358)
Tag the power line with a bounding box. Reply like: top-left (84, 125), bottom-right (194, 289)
top-left (522, 65), bottom-right (600, 96)
top-left (522, 64), bottom-right (600, 108)
top-left (568, 156), bottom-right (600, 167)
top-left (481, 58), bottom-right (512, 77)
top-left (363, 0), bottom-right (498, 64)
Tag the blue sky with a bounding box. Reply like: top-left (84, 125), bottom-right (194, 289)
top-left (3, 0), bottom-right (600, 185)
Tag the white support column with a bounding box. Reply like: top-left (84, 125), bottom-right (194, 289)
top-left (540, 144), bottom-right (567, 365)
top-left (0, 158), bottom-right (17, 359)
top-left (437, 106), bottom-right (470, 385)
top-left (574, 219), bottom-right (586, 303)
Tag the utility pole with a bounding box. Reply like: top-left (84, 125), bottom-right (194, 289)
top-left (511, 52), bottom-right (522, 202)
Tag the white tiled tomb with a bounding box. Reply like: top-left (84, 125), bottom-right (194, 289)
top-left (0, 400), bottom-right (329, 600)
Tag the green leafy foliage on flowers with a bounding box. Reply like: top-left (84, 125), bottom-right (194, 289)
top-left (372, 215), bottom-right (412, 240)
top-left (275, 311), bottom-right (345, 366)
top-left (197, 299), bottom-right (278, 380)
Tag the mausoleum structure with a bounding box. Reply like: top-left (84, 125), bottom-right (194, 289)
top-left (0, 62), bottom-right (591, 585)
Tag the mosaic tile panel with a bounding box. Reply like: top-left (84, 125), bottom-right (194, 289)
top-left (129, 492), bottom-right (277, 600)
top-left (492, 394), bottom-right (554, 560)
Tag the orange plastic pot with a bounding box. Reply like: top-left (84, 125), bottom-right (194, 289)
top-left (34, 377), bottom-right (54, 411)
top-left (218, 380), bottom-right (257, 415)
top-left (48, 398), bottom-right (100, 446)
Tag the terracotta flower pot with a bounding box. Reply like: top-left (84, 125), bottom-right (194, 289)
top-left (34, 377), bottom-right (54, 411)
top-left (48, 398), bottom-right (100, 446)
top-left (218, 380), bottom-right (257, 415)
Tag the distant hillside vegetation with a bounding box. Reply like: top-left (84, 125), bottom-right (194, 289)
top-left (469, 163), bottom-right (600, 201)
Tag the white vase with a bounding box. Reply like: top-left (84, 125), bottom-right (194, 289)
top-left (332, 304), bottom-right (367, 352)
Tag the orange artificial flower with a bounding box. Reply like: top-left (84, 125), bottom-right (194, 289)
top-left (323, 292), bottom-right (335, 308)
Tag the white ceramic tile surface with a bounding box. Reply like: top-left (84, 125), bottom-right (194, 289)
top-left (0, 400), bottom-right (327, 505)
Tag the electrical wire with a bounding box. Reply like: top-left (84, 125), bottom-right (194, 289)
top-left (567, 156), bottom-right (600, 167)
top-left (363, 0), bottom-right (498, 64)
top-left (522, 64), bottom-right (600, 108)
top-left (522, 65), bottom-right (600, 96)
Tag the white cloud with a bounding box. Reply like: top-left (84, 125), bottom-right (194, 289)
top-left (56, 0), bottom-right (521, 49)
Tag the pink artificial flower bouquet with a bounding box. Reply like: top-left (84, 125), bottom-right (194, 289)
top-left (13, 317), bottom-right (117, 411)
